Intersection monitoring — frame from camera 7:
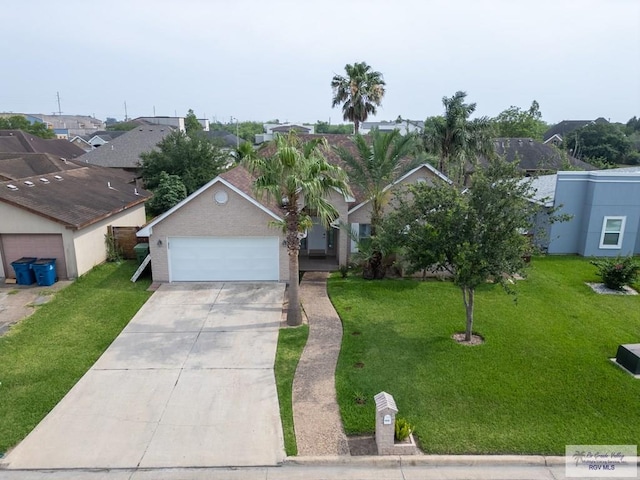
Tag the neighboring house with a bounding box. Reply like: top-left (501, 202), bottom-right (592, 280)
top-left (206, 131), bottom-right (246, 149)
top-left (255, 123), bottom-right (315, 144)
top-left (492, 138), bottom-right (595, 174)
top-left (83, 130), bottom-right (127, 148)
top-left (18, 114), bottom-right (105, 138)
top-left (530, 166), bottom-right (640, 256)
top-left (360, 119), bottom-right (424, 135)
top-left (0, 130), bottom-right (86, 159)
top-left (543, 118), bottom-right (608, 146)
top-left (79, 126), bottom-right (173, 173)
top-left (69, 136), bottom-right (94, 152)
top-left (137, 134), bottom-right (450, 283)
top-left (0, 155), bottom-right (150, 280)
top-left (134, 116), bottom-right (186, 132)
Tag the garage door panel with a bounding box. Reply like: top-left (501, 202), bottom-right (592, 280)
top-left (1, 234), bottom-right (68, 279)
top-left (168, 237), bottom-right (279, 282)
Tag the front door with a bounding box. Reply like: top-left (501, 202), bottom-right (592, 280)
top-left (307, 217), bottom-right (327, 254)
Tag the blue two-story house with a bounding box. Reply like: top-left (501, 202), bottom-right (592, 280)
top-left (531, 167), bottom-right (640, 257)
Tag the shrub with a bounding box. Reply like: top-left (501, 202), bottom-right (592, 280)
top-left (394, 417), bottom-right (414, 442)
top-left (338, 264), bottom-right (349, 278)
top-left (591, 256), bottom-right (640, 290)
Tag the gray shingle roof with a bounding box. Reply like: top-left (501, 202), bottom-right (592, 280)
top-left (0, 130), bottom-right (86, 158)
top-left (79, 126), bottom-right (173, 168)
top-left (0, 161), bottom-right (150, 229)
top-left (492, 138), bottom-right (596, 172)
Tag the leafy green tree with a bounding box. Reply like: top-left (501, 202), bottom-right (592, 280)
top-left (146, 171), bottom-right (187, 216)
top-left (422, 91), bottom-right (494, 184)
top-left (315, 121), bottom-right (354, 134)
top-left (336, 128), bottom-right (417, 279)
top-left (492, 100), bottom-right (547, 140)
top-left (383, 157), bottom-right (537, 342)
top-left (565, 122), bottom-right (632, 165)
top-left (0, 115), bottom-right (55, 139)
top-left (140, 130), bottom-right (231, 194)
top-left (331, 61), bottom-right (386, 134)
top-left (210, 121), bottom-right (264, 142)
top-left (243, 132), bottom-right (351, 326)
top-left (626, 116), bottom-right (640, 134)
top-left (184, 109), bottom-right (203, 135)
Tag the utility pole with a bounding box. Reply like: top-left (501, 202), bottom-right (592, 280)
top-left (124, 101), bottom-right (128, 121)
top-left (56, 92), bottom-right (63, 115)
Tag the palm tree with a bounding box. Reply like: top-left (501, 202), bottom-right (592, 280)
top-left (422, 91), bottom-right (494, 184)
top-left (331, 62), bottom-right (386, 134)
top-left (336, 128), bottom-right (418, 279)
top-left (243, 132), bottom-right (351, 326)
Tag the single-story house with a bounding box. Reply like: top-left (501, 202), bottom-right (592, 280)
top-left (79, 126), bottom-right (173, 173)
top-left (137, 157), bottom-right (450, 283)
top-left (0, 154), bottom-right (151, 280)
top-left (530, 166), bottom-right (640, 256)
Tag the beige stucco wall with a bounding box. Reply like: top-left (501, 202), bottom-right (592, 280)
top-left (72, 205), bottom-right (146, 277)
top-left (147, 182), bottom-right (289, 282)
top-left (0, 202), bottom-right (75, 279)
top-left (347, 166), bottom-right (442, 255)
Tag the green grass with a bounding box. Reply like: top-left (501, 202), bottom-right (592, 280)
top-left (274, 325), bottom-right (309, 456)
top-left (329, 256), bottom-right (640, 454)
top-left (0, 261), bottom-right (152, 454)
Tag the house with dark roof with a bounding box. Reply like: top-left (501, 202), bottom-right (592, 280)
top-left (78, 126), bottom-right (173, 172)
top-left (492, 138), bottom-right (595, 174)
top-left (0, 154), bottom-right (150, 281)
top-left (136, 134), bottom-right (450, 283)
top-left (543, 118), bottom-right (609, 145)
top-left (0, 130), bottom-right (86, 159)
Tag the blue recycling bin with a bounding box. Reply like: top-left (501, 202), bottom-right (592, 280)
top-left (10, 257), bottom-right (37, 285)
top-left (32, 258), bottom-right (57, 287)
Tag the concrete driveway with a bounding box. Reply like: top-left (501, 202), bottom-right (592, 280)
top-left (4, 282), bottom-right (286, 469)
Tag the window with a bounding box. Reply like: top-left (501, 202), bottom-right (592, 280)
top-left (359, 224), bottom-right (371, 239)
top-left (599, 216), bottom-right (626, 249)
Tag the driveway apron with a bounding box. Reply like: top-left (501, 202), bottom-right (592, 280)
top-left (4, 282), bottom-right (286, 469)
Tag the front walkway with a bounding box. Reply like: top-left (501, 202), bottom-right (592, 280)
top-left (293, 272), bottom-right (349, 455)
top-left (3, 282), bottom-right (286, 469)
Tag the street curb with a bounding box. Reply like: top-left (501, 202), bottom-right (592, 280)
top-left (285, 455), bottom-right (567, 467)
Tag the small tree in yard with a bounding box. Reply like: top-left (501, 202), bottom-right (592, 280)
top-left (384, 157), bottom-right (538, 342)
top-left (243, 132), bottom-right (351, 326)
top-left (146, 171), bottom-right (187, 216)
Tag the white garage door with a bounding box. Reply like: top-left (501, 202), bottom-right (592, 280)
top-left (168, 237), bottom-right (279, 282)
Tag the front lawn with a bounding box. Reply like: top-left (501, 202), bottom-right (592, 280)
top-left (0, 261), bottom-right (151, 455)
top-left (329, 256), bottom-right (640, 454)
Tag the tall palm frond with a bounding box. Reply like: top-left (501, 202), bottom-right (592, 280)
top-left (331, 62), bottom-right (386, 134)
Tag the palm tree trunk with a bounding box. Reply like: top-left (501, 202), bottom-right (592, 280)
top-left (287, 247), bottom-right (302, 326)
top-left (461, 286), bottom-right (474, 341)
top-left (354, 120), bottom-right (359, 135)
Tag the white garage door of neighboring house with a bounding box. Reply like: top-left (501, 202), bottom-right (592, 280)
top-left (1, 234), bottom-right (68, 279)
top-left (168, 237), bottom-right (280, 282)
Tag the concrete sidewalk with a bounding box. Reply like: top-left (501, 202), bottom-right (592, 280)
top-left (0, 455), bottom-right (615, 480)
top-left (2, 282), bottom-right (286, 470)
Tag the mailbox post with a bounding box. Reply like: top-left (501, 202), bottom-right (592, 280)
top-left (374, 391), bottom-right (398, 455)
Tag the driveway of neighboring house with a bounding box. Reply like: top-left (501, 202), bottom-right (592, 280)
top-left (3, 282), bottom-right (286, 469)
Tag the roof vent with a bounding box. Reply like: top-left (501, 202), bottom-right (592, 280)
top-left (54, 175), bottom-right (63, 181)
top-left (39, 178), bottom-right (50, 184)
top-left (24, 180), bottom-right (35, 187)
top-left (60, 157), bottom-right (67, 164)
top-left (7, 184), bottom-right (18, 191)
top-left (134, 188), bottom-right (140, 196)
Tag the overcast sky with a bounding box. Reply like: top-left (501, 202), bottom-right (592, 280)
top-left (2, 0), bottom-right (639, 125)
